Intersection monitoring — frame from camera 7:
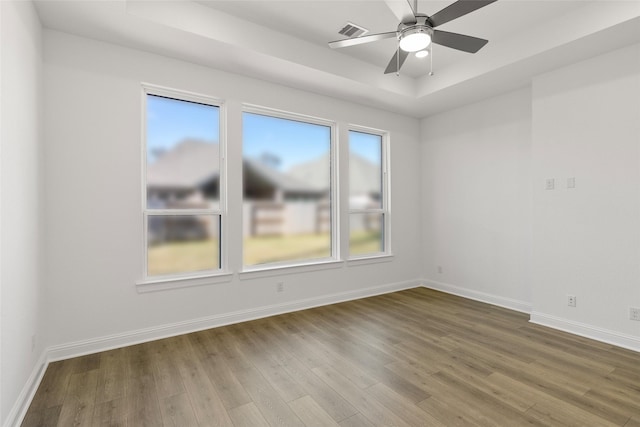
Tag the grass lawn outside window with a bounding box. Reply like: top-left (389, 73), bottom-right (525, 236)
top-left (147, 231), bottom-right (381, 273)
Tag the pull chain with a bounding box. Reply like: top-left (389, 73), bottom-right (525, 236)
top-left (396, 39), bottom-right (400, 76)
top-left (429, 42), bottom-right (434, 76)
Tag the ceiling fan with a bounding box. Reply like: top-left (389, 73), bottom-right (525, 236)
top-left (328, 0), bottom-right (497, 74)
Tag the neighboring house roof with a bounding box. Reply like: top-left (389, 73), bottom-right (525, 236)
top-left (147, 139), bottom-right (220, 190)
top-left (349, 153), bottom-right (382, 195)
top-left (288, 153), bottom-right (330, 192)
top-left (147, 139), bottom-right (321, 195)
top-left (288, 152), bottom-right (380, 194)
top-left (244, 157), bottom-right (321, 194)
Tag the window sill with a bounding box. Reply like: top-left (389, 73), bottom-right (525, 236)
top-left (136, 271), bottom-right (234, 293)
top-left (239, 259), bottom-right (344, 280)
top-left (347, 253), bottom-right (394, 266)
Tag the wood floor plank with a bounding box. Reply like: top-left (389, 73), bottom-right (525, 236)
top-left (233, 366), bottom-right (305, 427)
top-left (213, 328), bottom-right (256, 373)
top-left (288, 395), bottom-right (341, 427)
top-left (22, 288), bottom-right (640, 427)
top-left (338, 413), bottom-right (375, 427)
top-left (91, 397), bottom-right (129, 427)
top-left (607, 366), bottom-right (640, 391)
top-left (148, 338), bottom-right (186, 399)
top-left (366, 382), bottom-right (446, 427)
top-left (292, 322), bottom-right (429, 403)
top-left (95, 348), bottom-right (127, 404)
top-left (526, 399), bottom-right (619, 427)
top-left (418, 395), bottom-right (484, 427)
top-left (125, 373), bottom-right (163, 426)
top-left (125, 343), bottom-right (154, 379)
top-left (245, 315), bottom-right (354, 415)
top-left (263, 319), bottom-right (332, 369)
top-left (311, 364), bottom-right (411, 427)
top-left (170, 335), bottom-right (234, 426)
top-left (232, 323), bottom-right (307, 402)
top-left (227, 402), bottom-right (270, 427)
top-left (188, 330), bottom-right (251, 410)
top-left (71, 353), bottom-right (102, 373)
top-left (26, 359), bottom-right (75, 412)
top-left (430, 370), bottom-right (547, 426)
top-left (296, 311), bottom-right (394, 368)
top-left (279, 353), bottom-right (358, 422)
top-left (20, 404), bottom-right (61, 427)
top-left (57, 370), bottom-right (99, 427)
top-left (625, 416), bottom-right (640, 427)
top-left (159, 393), bottom-right (199, 427)
top-left (292, 329), bottom-right (379, 389)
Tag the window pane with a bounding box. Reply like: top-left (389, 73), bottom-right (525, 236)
top-left (349, 213), bottom-right (383, 256)
top-left (147, 214), bottom-right (220, 276)
top-left (242, 112), bottom-right (332, 266)
top-left (146, 95), bottom-right (220, 210)
top-left (349, 131), bottom-right (382, 210)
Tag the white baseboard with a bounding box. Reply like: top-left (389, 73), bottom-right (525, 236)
top-left (6, 278), bottom-right (419, 427)
top-left (47, 279), bottom-right (420, 362)
top-left (530, 312), bottom-right (640, 353)
top-left (421, 279), bottom-right (639, 353)
top-left (422, 279), bottom-right (532, 314)
top-left (3, 352), bottom-right (48, 427)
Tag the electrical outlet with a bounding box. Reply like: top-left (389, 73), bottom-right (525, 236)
top-left (567, 295), bottom-right (576, 307)
top-left (630, 307), bottom-right (640, 321)
top-left (276, 282), bottom-right (284, 293)
top-left (437, 265), bottom-right (443, 274)
top-left (545, 179), bottom-right (555, 190)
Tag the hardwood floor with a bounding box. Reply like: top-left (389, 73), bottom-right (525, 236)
top-left (22, 288), bottom-right (640, 426)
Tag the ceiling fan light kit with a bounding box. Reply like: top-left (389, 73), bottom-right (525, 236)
top-left (399, 27), bottom-right (432, 52)
top-left (328, 0), bottom-right (497, 75)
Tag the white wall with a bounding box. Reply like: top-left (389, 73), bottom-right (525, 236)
top-left (421, 88), bottom-right (533, 312)
top-left (421, 43), bottom-right (640, 350)
top-left (530, 43), bottom-right (640, 345)
top-left (42, 30), bottom-right (422, 353)
top-left (0, 1), bottom-right (44, 425)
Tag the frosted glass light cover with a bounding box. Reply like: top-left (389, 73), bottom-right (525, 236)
top-left (399, 31), bottom-right (431, 52)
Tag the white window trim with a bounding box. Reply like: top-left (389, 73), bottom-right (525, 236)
top-left (140, 83), bottom-right (229, 286)
top-left (136, 272), bottom-right (234, 293)
top-left (347, 125), bottom-right (391, 260)
top-left (239, 259), bottom-right (344, 281)
top-left (240, 104), bottom-right (339, 272)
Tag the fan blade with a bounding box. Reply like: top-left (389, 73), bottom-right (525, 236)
top-left (429, 0), bottom-right (497, 28)
top-left (329, 31), bottom-right (397, 49)
top-left (383, 0), bottom-right (417, 24)
top-left (384, 49), bottom-right (409, 74)
top-left (432, 30), bottom-right (488, 53)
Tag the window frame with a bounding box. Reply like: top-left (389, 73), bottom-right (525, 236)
top-left (240, 104), bottom-right (339, 272)
top-left (140, 84), bottom-right (229, 284)
top-left (347, 125), bottom-right (391, 259)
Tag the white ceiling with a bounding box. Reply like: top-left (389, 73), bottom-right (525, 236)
top-left (196, 0), bottom-right (582, 77)
top-left (35, 0), bottom-right (640, 117)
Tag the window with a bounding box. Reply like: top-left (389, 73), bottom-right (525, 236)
top-left (348, 129), bottom-right (388, 257)
top-left (242, 109), bottom-right (334, 268)
top-left (143, 88), bottom-right (224, 279)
